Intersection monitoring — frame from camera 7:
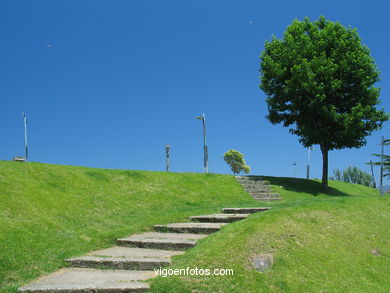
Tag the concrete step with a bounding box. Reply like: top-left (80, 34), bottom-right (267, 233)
top-left (221, 207), bottom-right (272, 214)
top-left (251, 194), bottom-right (281, 198)
top-left (240, 181), bottom-right (270, 185)
top-left (251, 194), bottom-right (280, 198)
top-left (236, 176), bottom-right (266, 181)
top-left (66, 255), bottom-right (170, 270)
top-left (237, 178), bottom-right (270, 185)
top-left (190, 213), bottom-right (249, 223)
top-left (117, 232), bottom-right (207, 251)
top-left (244, 187), bottom-right (271, 192)
top-left (87, 246), bottom-right (184, 258)
top-left (239, 180), bottom-right (267, 184)
top-left (65, 246), bottom-right (184, 270)
top-left (249, 193), bottom-right (280, 198)
top-left (252, 197), bottom-right (281, 201)
top-left (18, 268), bottom-right (154, 292)
top-left (244, 188), bottom-right (271, 193)
top-left (154, 222), bottom-right (226, 234)
top-left (236, 175), bottom-right (263, 180)
top-left (249, 192), bottom-right (280, 195)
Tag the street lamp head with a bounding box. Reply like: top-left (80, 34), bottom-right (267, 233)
top-left (195, 116), bottom-right (203, 120)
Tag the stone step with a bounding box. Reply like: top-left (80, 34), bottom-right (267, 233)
top-left (242, 182), bottom-right (270, 186)
top-left (154, 222), bottom-right (226, 234)
top-left (244, 188), bottom-right (271, 193)
top-left (244, 187), bottom-right (271, 192)
top-left (66, 256), bottom-right (171, 270)
top-left (251, 195), bottom-right (281, 199)
top-left (221, 207), bottom-right (272, 214)
top-left (117, 232), bottom-right (207, 251)
top-left (252, 197), bottom-right (281, 201)
top-left (249, 193), bottom-right (280, 197)
top-left (87, 246), bottom-right (184, 258)
top-left (190, 213), bottom-right (249, 223)
top-left (246, 190), bottom-right (273, 194)
top-left (251, 194), bottom-right (280, 198)
top-left (65, 246), bottom-right (184, 270)
top-left (236, 176), bottom-right (266, 181)
top-left (242, 182), bottom-right (270, 185)
top-left (236, 178), bottom-right (270, 184)
top-left (18, 268), bottom-right (154, 292)
top-left (240, 180), bottom-right (270, 185)
top-left (236, 175), bottom-right (263, 180)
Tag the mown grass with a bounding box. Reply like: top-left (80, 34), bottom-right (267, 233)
top-left (0, 161), bottom-right (255, 293)
top-left (1, 161), bottom-right (388, 293)
top-left (150, 176), bottom-right (389, 292)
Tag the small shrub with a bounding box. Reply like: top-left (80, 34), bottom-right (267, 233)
top-left (223, 149), bottom-right (250, 175)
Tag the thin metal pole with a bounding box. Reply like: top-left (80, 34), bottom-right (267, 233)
top-left (293, 162), bottom-right (297, 178)
top-left (23, 113), bottom-right (28, 160)
top-left (380, 136), bottom-right (384, 195)
top-left (306, 147), bottom-right (311, 179)
top-left (165, 145), bottom-right (170, 172)
top-left (202, 113), bottom-right (208, 173)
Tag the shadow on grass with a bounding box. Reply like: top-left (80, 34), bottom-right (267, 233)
top-left (121, 170), bottom-right (147, 179)
top-left (85, 171), bottom-right (109, 181)
top-left (262, 176), bottom-right (350, 197)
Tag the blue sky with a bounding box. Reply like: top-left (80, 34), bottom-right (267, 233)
top-left (1, 0), bottom-right (389, 184)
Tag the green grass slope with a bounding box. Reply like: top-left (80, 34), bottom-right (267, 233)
top-left (1, 161), bottom-right (388, 293)
top-left (150, 178), bottom-right (390, 293)
top-left (0, 161), bottom-right (255, 293)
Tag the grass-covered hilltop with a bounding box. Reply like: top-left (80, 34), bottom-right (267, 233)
top-left (1, 161), bottom-right (389, 293)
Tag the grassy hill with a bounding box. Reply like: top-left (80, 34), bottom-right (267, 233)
top-left (0, 161), bottom-right (388, 292)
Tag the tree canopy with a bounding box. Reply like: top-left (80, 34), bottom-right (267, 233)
top-left (223, 149), bottom-right (250, 175)
top-left (260, 16), bottom-right (388, 189)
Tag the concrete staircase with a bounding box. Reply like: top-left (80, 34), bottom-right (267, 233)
top-left (236, 175), bottom-right (281, 201)
top-left (18, 207), bottom-right (271, 292)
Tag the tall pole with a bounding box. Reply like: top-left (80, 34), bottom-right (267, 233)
top-left (380, 136), bottom-right (384, 195)
top-left (293, 162), bottom-right (297, 178)
top-left (165, 144), bottom-right (170, 172)
top-left (23, 112), bottom-right (28, 160)
top-left (306, 147), bottom-right (311, 179)
top-left (202, 113), bottom-right (208, 174)
top-left (196, 113), bottom-right (208, 173)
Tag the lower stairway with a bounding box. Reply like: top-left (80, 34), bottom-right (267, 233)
top-left (19, 207), bottom-right (271, 292)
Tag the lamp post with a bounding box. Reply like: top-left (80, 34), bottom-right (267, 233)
top-left (293, 161), bottom-right (297, 178)
top-left (196, 113), bottom-right (208, 173)
top-left (23, 112), bottom-right (28, 160)
top-left (12, 112), bottom-right (28, 162)
top-left (165, 144), bottom-right (170, 172)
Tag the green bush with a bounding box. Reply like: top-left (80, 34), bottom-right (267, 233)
top-left (223, 149), bottom-right (250, 175)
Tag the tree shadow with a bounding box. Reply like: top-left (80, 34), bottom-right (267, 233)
top-left (262, 176), bottom-right (351, 197)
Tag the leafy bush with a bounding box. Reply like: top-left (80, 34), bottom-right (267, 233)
top-left (223, 149), bottom-right (250, 175)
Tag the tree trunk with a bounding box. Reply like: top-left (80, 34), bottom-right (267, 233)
top-left (320, 144), bottom-right (329, 191)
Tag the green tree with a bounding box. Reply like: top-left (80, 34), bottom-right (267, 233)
top-left (330, 166), bottom-right (373, 187)
top-left (331, 168), bottom-right (343, 181)
top-left (260, 16), bottom-right (388, 190)
top-left (223, 149), bottom-right (250, 175)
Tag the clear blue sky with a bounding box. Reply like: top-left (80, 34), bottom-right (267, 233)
top-left (1, 0), bottom-right (389, 184)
